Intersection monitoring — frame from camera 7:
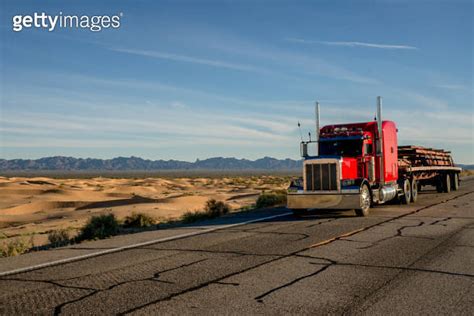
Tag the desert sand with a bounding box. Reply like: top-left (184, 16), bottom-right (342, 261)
top-left (0, 175), bottom-right (289, 247)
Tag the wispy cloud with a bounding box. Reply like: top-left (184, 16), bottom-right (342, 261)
top-left (402, 91), bottom-right (448, 110)
top-left (0, 137), bottom-right (283, 149)
top-left (434, 84), bottom-right (470, 91)
top-left (109, 35), bottom-right (378, 84)
top-left (286, 38), bottom-right (418, 50)
top-left (204, 38), bottom-right (378, 84)
top-left (1, 105), bottom-right (294, 146)
top-left (4, 72), bottom-right (315, 118)
top-left (112, 48), bottom-right (271, 74)
top-left (390, 110), bottom-right (472, 145)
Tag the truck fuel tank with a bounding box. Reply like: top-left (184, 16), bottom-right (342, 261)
top-left (379, 185), bottom-right (397, 203)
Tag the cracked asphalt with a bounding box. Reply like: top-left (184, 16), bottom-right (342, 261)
top-left (1, 178), bottom-right (473, 315)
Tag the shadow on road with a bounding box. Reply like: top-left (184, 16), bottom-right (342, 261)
top-left (62, 183), bottom-right (466, 252)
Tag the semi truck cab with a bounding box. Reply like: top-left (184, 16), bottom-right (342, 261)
top-left (287, 97), bottom-right (461, 216)
top-left (316, 120), bottom-right (398, 185)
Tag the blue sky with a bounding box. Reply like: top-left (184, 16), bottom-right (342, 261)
top-left (0, 0), bottom-right (472, 163)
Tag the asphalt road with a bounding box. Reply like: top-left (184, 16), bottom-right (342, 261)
top-left (1, 178), bottom-right (473, 315)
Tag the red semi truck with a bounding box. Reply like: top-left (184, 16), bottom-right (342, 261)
top-left (287, 97), bottom-right (462, 216)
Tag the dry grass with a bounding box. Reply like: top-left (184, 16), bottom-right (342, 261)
top-left (181, 199), bottom-right (230, 223)
top-left (461, 169), bottom-right (474, 177)
top-left (256, 190), bottom-right (287, 208)
top-left (123, 212), bottom-right (157, 228)
top-left (0, 236), bottom-right (33, 257)
top-left (48, 229), bottom-right (71, 247)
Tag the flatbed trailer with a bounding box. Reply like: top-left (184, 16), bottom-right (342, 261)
top-left (397, 146), bottom-right (461, 201)
top-left (287, 97), bottom-right (462, 216)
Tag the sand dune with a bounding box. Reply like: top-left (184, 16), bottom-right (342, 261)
top-left (2, 201), bottom-right (90, 216)
top-left (0, 175), bottom-right (289, 247)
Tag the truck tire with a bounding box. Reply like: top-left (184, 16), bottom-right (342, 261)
top-left (436, 179), bottom-right (443, 193)
top-left (443, 174), bottom-right (451, 193)
top-left (410, 179), bottom-right (418, 203)
top-left (355, 184), bottom-right (371, 217)
top-left (400, 179), bottom-right (411, 204)
top-left (452, 173), bottom-right (459, 191)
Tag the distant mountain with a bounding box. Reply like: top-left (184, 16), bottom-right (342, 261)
top-left (2, 156), bottom-right (469, 172)
top-left (457, 164), bottom-right (474, 170)
top-left (0, 156), bottom-right (302, 171)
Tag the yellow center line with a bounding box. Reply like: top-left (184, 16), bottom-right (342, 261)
top-left (309, 227), bottom-right (365, 248)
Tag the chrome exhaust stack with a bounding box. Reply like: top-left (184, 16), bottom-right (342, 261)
top-left (376, 96), bottom-right (384, 185)
top-left (315, 101), bottom-right (320, 156)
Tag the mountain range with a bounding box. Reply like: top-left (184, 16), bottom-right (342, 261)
top-left (0, 156), bottom-right (302, 171)
top-left (0, 156), bottom-right (472, 171)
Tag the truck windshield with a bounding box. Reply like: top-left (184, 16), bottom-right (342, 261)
top-left (319, 139), bottom-right (363, 157)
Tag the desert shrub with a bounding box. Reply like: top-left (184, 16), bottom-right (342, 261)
top-left (181, 210), bottom-right (209, 223)
top-left (77, 214), bottom-right (119, 241)
top-left (123, 212), bottom-right (156, 228)
top-left (256, 191), bottom-right (287, 208)
top-left (205, 199), bottom-right (230, 217)
top-left (181, 199), bottom-right (230, 224)
top-left (0, 237), bottom-right (33, 257)
top-left (48, 229), bottom-right (71, 247)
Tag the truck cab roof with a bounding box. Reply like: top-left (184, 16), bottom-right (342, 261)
top-left (320, 120), bottom-right (397, 139)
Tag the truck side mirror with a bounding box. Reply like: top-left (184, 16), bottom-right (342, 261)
top-left (300, 142), bottom-right (308, 158)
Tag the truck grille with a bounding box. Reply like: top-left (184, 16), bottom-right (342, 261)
top-left (305, 163), bottom-right (338, 191)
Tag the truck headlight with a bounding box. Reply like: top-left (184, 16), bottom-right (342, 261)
top-left (341, 179), bottom-right (355, 187)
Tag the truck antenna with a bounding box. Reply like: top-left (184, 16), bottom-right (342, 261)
top-left (297, 121), bottom-right (303, 141)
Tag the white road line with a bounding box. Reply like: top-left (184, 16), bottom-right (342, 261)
top-left (0, 212), bottom-right (293, 277)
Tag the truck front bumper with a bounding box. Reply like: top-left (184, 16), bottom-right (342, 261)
top-left (287, 189), bottom-right (360, 210)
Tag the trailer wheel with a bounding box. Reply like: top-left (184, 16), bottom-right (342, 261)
top-left (400, 179), bottom-right (411, 205)
top-left (436, 179), bottom-right (444, 193)
top-left (452, 173), bottom-right (459, 191)
top-left (410, 179), bottom-right (418, 203)
top-left (443, 174), bottom-right (451, 193)
top-left (355, 184), bottom-right (371, 217)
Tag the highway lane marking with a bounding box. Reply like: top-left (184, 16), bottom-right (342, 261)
top-left (309, 228), bottom-right (365, 248)
top-left (0, 211), bottom-right (293, 277)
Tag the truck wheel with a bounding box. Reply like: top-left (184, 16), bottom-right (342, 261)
top-left (400, 179), bottom-right (411, 204)
top-left (355, 184), bottom-right (371, 217)
top-left (410, 179), bottom-right (418, 203)
top-left (452, 173), bottom-right (459, 191)
top-left (443, 174), bottom-right (451, 193)
top-left (436, 179), bottom-right (444, 193)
